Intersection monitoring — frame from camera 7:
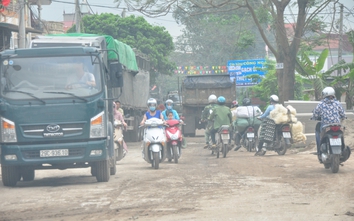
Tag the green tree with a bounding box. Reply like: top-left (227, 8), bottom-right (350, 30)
top-left (296, 49), bottom-right (329, 101)
top-left (68, 13), bottom-right (175, 83)
top-left (173, 10), bottom-right (267, 65)
top-left (116, 0), bottom-right (336, 103)
top-left (247, 60), bottom-right (305, 110)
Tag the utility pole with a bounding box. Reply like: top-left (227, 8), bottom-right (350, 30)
top-left (338, 3), bottom-right (343, 76)
top-left (18, 0), bottom-right (26, 48)
top-left (75, 0), bottom-right (81, 33)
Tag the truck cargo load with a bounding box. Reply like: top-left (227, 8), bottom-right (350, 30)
top-left (181, 74), bottom-right (236, 137)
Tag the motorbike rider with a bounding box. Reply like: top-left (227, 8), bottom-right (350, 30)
top-left (164, 105), bottom-right (187, 148)
top-left (208, 96), bottom-right (232, 148)
top-left (233, 98), bottom-right (263, 151)
top-left (255, 94), bottom-right (279, 155)
top-left (113, 101), bottom-right (128, 155)
top-left (230, 100), bottom-right (239, 122)
top-left (312, 87), bottom-right (346, 161)
top-left (140, 98), bottom-right (164, 125)
top-left (162, 99), bottom-right (180, 121)
top-left (201, 94), bottom-right (218, 149)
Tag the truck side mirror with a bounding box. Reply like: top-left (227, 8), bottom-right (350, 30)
top-left (108, 61), bottom-right (123, 87)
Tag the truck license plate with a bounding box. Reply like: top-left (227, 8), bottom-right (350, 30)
top-left (221, 134), bottom-right (229, 140)
top-left (330, 138), bottom-right (342, 146)
top-left (247, 133), bottom-right (254, 138)
top-left (40, 149), bottom-right (69, 157)
top-left (282, 132), bottom-right (291, 138)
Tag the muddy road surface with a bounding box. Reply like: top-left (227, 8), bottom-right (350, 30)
top-left (1, 130), bottom-right (354, 221)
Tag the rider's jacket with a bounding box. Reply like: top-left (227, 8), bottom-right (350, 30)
top-left (208, 105), bottom-right (232, 130)
top-left (312, 97), bottom-right (345, 128)
top-left (201, 103), bottom-right (218, 122)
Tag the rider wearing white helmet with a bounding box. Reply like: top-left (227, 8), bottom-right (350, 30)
top-left (258, 94), bottom-right (279, 120)
top-left (162, 99), bottom-right (180, 121)
top-left (201, 94), bottom-right (218, 148)
top-left (140, 98), bottom-right (164, 125)
top-left (255, 94), bottom-right (279, 155)
top-left (312, 87), bottom-right (346, 162)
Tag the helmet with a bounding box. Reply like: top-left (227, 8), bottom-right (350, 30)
top-left (165, 99), bottom-right (173, 106)
top-left (165, 99), bottom-right (174, 110)
top-left (231, 100), bottom-right (238, 108)
top-left (322, 87), bottom-right (335, 98)
top-left (147, 98), bottom-right (157, 107)
top-left (217, 96), bottom-right (226, 104)
top-left (208, 94), bottom-right (217, 104)
top-left (270, 95), bottom-right (279, 103)
top-left (242, 98), bottom-right (251, 106)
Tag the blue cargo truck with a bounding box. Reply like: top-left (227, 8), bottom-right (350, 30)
top-left (0, 35), bottom-right (140, 186)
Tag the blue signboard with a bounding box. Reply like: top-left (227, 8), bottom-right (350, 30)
top-left (227, 59), bottom-right (266, 86)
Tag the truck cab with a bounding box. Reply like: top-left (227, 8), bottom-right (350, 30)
top-left (0, 46), bottom-right (117, 186)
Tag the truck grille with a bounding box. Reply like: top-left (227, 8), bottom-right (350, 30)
top-left (21, 123), bottom-right (85, 137)
top-left (21, 148), bottom-right (85, 159)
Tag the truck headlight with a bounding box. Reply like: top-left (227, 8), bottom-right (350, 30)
top-left (1, 117), bottom-right (17, 142)
top-left (90, 112), bottom-right (106, 138)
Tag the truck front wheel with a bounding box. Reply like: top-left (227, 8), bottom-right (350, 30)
top-left (2, 166), bottom-right (20, 187)
top-left (95, 159), bottom-right (110, 182)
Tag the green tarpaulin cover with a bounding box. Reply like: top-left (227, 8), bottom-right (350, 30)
top-left (47, 33), bottom-right (139, 72)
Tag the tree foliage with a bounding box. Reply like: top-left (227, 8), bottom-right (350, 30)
top-left (67, 13), bottom-right (175, 83)
top-left (116, 0), bottom-right (337, 103)
top-left (296, 49), bottom-right (329, 101)
top-left (172, 8), bottom-right (267, 65)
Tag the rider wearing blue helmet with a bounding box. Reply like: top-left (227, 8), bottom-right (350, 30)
top-left (208, 96), bottom-right (232, 147)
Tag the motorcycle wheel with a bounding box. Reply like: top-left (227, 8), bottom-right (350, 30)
top-left (116, 142), bottom-right (124, 161)
top-left (276, 137), bottom-right (289, 155)
top-left (223, 144), bottom-right (227, 158)
top-left (173, 145), bottom-right (179, 163)
top-left (168, 147), bottom-right (172, 162)
top-left (331, 154), bottom-right (340, 173)
top-left (152, 152), bottom-right (160, 169)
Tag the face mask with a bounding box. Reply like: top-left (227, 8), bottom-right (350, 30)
top-left (167, 105), bottom-right (172, 110)
top-left (149, 106), bottom-right (156, 111)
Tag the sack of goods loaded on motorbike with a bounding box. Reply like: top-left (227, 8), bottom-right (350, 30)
top-left (265, 104), bottom-right (307, 144)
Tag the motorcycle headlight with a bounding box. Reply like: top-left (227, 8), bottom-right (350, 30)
top-left (90, 112), bottom-right (106, 138)
top-left (1, 117), bottom-right (17, 142)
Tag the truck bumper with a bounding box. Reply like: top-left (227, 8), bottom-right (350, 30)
top-left (0, 140), bottom-right (108, 167)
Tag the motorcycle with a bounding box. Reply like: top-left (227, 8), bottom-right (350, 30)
top-left (256, 118), bottom-right (292, 156)
top-left (141, 118), bottom-right (167, 169)
top-left (313, 118), bottom-right (351, 173)
top-left (238, 126), bottom-right (258, 152)
top-left (165, 119), bottom-right (183, 163)
top-left (212, 125), bottom-right (231, 158)
top-left (114, 120), bottom-right (126, 161)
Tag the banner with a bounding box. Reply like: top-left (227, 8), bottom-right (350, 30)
top-left (227, 59), bottom-right (266, 86)
top-left (174, 65), bottom-right (228, 75)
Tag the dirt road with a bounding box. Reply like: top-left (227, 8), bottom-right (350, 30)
top-left (1, 130), bottom-right (354, 221)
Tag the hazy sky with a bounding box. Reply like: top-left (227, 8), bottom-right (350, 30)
top-left (38, 0), bottom-right (354, 40)
top-left (39, 0), bottom-right (184, 40)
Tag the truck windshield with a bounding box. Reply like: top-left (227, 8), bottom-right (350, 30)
top-left (0, 55), bottom-right (102, 100)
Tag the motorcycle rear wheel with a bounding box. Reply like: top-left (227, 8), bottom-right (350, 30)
top-left (331, 154), bottom-right (340, 173)
top-left (276, 137), bottom-right (289, 155)
top-left (223, 144), bottom-right (228, 158)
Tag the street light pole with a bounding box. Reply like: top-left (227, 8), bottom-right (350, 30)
top-left (75, 0), bottom-right (81, 33)
top-left (18, 0), bottom-right (26, 48)
top-left (338, 3), bottom-right (343, 76)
